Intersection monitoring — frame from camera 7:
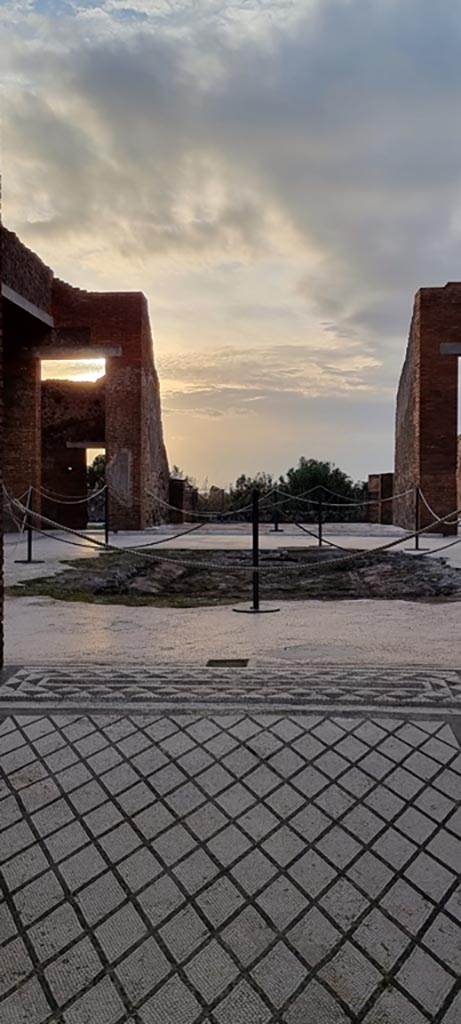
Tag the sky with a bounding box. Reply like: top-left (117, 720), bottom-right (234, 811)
top-left (2, 0), bottom-right (461, 487)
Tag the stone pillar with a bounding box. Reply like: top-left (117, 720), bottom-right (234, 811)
top-left (3, 354), bottom-right (41, 508)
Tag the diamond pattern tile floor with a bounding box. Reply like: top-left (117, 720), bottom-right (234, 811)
top-left (1, 664), bottom-right (461, 1021)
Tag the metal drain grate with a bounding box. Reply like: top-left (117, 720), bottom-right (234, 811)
top-left (206, 659), bottom-right (249, 667)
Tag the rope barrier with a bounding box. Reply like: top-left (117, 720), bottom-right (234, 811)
top-left (37, 484), bottom-right (107, 506)
top-left (147, 490), bottom-right (276, 520)
top-left (7, 487), bottom-right (461, 575)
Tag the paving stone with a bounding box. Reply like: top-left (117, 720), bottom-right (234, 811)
top-left (83, 801), bottom-right (124, 837)
top-left (63, 975), bottom-right (126, 1024)
top-left (0, 903), bottom-right (17, 944)
top-left (131, 746), bottom-right (168, 776)
top-left (0, 794), bottom-right (22, 832)
top-left (28, 903), bottom-right (82, 961)
top-left (262, 825), bottom-right (305, 867)
top-left (363, 988), bottom-right (428, 1023)
top-left (264, 783), bottom-right (305, 817)
top-left (340, 804), bottom-right (384, 842)
top-left (1, 844), bottom-right (49, 891)
top-left (230, 848), bottom-right (277, 895)
top-left (13, 869), bottom-right (65, 926)
top-left (442, 991), bottom-right (461, 1024)
top-left (319, 941), bottom-right (381, 1014)
top-left (69, 780), bottom-right (106, 814)
top-left (44, 820), bottom-right (89, 862)
top-left (185, 938), bottom-right (239, 1002)
top-left (251, 941), bottom-right (307, 1009)
top-left (347, 851), bottom-right (393, 898)
top-left (353, 907), bottom-right (409, 969)
top-left (292, 733), bottom-right (325, 760)
top-left (427, 829), bottom-right (461, 873)
top-left (117, 781), bottom-right (157, 816)
top-left (317, 825), bottom-right (361, 868)
top-left (0, 937), bottom-right (33, 996)
top-left (153, 823), bottom-right (197, 865)
top-left (138, 975), bottom-right (201, 1024)
top-left (256, 875), bottom-right (308, 929)
top-left (444, 884), bottom-right (461, 924)
top-left (117, 847), bottom-right (162, 891)
top-left (287, 906), bottom-right (341, 966)
top-left (75, 870), bottom-right (126, 926)
top-left (196, 876), bottom-right (244, 927)
top-left (380, 878), bottom-right (433, 933)
top-left (372, 827), bottom-right (418, 870)
top-left (178, 747), bottom-right (214, 777)
top-left (197, 764), bottom-right (234, 798)
top-left (0, 976), bottom-right (51, 1024)
top-left (290, 803), bottom-right (330, 842)
top-left (134, 801), bottom-right (174, 840)
top-left (315, 783), bottom-right (355, 818)
top-left (404, 850), bottom-right (456, 902)
top-left (291, 766), bottom-right (329, 798)
top-left (59, 844), bottom-right (107, 892)
top-left (321, 877), bottom-right (368, 930)
top-left (44, 935), bottom-right (102, 1003)
top-left (415, 786), bottom-right (455, 822)
top-left (397, 946), bottom-right (454, 1015)
top-left (222, 906), bottom-right (274, 967)
top-left (160, 904), bottom-right (209, 962)
top-left (172, 847), bottom-right (219, 893)
top-left (99, 822), bottom-right (141, 862)
top-left (422, 912), bottom-right (461, 974)
top-left (116, 936), bottom-right (170, 1004)
top-left (138, 873), bottom-right (184, 927)
top-left (283, 978), bottom-right (350, 1023)
top-left (165, 781), bottom-right (206, 817)
top-left (215, 780), bottom-right (255, 815)
top-left (207, 824), bottom-right (251, 867)
top-left (214, 980), bottom-right (271, 1023)
top-left (96, 903), bottom-right (147, 960)
top-left (56, 761), bottom-right (92, 791)
top-left (0, 820), bottom-right (35, 862)
top-left (186, 803), bottom-right (231, 841)
top-left (288, 849), bottom-right (336, 898)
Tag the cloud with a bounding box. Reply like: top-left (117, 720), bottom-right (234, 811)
top-left (2, 0), bottom-right (461, 481)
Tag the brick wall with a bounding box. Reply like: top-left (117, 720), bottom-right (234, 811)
top-left (394, 285), bottom-right (461, 533)
top-left (52, 281), bottom-right (169, 529)
top-left (0, 225), bottom-right (3, 666)
top-left (1, 227), bottom-right (52, 310)
top-left (367, 473), bottom-right (394, 525)
top-left (41, 379), bottom-right (105, 530)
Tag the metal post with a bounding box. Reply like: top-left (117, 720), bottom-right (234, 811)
top-left (233, 487), bottom-right (279, 614)
top-left (15, 488), bottom-right (43, 564)
top-left (270, 488), bottom-right (283, 533)
top-left (252, 488), bottom-right (260, 611)
top-left (415, 485), bottom-right (420, 551)
top-left (318, 488), bottom-right (323, 548)
top-left (105, 486), bottom-right (110, 545)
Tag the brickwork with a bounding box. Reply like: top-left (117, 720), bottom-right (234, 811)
top-left (367, 473), bottom-right (394, 526)
top-left (0, 224), bottom-right (3, 665)
top-left (1, 225), bottom-right (169, 536)
top-left (2, 227), bottom-right (52, 310)
top-left (41, 379), bottom-right (105, 530)
top-left (394, 285), bottom-right (461, 533)
top-left (53, 281), bottom-right (169, 530)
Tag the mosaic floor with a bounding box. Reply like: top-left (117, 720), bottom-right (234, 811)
top-left (0, 664), bottom-right (460, 1022)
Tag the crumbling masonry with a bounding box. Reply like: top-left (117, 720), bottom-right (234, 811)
top-left (1, 226), bottom-right (169, 534)
top-left (394, 284), bottom-right (461, 534)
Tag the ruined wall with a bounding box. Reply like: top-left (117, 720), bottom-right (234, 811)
top-left (41, 379), bottom-right (105, 530)
top-left (0, 228), bottom-right (4, 664)
top-left (1, 227), bottom-right (52, 310)
top-left (394, 285), bottom-right (461, 533)
top-left (367, 473), bottom-right (394, 525)
top-left (2, 229), bottom-right (52, 508)
top-left (52, 281), bottom-right (169, 529)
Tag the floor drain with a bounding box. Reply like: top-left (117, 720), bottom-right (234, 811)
top-left (207, 659), bottom-right (249, 667)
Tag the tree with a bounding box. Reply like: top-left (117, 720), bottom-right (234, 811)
top-left (87, 453), bottom-right (106, 492)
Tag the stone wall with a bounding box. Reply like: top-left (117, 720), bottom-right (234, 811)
top-left (394, 285), bottom-right (461, 533)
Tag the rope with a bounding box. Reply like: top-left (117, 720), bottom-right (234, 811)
top-left (7, 487), bottom-right (461, 575)
top-left (38, 484), bottom-right (107, 505)
top-left (147, 490), bottom-right (275, 520)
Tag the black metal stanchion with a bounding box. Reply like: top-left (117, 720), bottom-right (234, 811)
top-left (269, 488), bottom-right (283, 533)
top-left (234, 488), bottom-right (279, 614)
top-left (15, 489), bottom-right (43, 564)
top-left (414, 484), bottom-right (420, 551)
top-left (105, 486), bottom-right (110, 545)
top-left (318, 488), bottom-right (323, 548)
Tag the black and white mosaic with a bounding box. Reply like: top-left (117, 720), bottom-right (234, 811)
top-left (1, 663), bottom-right (461, 715)
top-left (1, 665), bottom-right (461, 1021)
